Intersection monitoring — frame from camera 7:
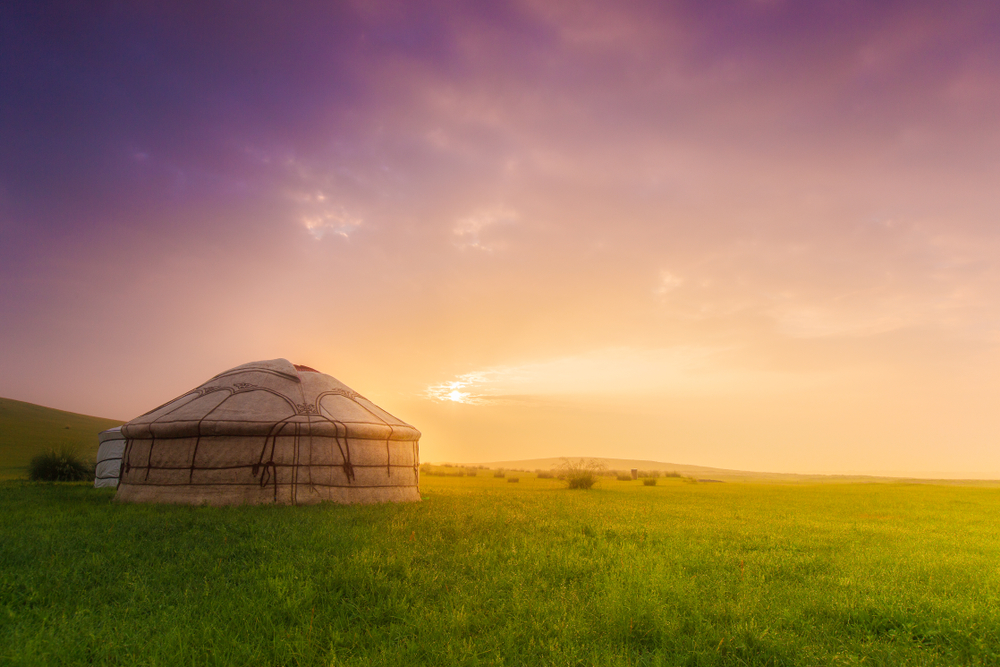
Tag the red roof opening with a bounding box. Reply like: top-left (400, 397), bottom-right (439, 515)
top-left (293, 364), bottom-right (320, 373)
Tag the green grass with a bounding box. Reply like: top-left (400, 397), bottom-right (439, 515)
top-left (2, 474), bottom-right (1000, 666)
top-left (0, 397), bottom-right (123, 479)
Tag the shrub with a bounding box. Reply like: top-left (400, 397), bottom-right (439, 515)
top-left (493, 469), bottom-right (505, 478)
top-left (663, 470), bottom-right (681, 478)
top-left (419, 464), bottom-right (469, 477)
top-left (28, 449), bottom-right (93, 482)
top-left (507, 477), bottom-right (519, 483)
top-left (616, 474), bottom-right (632, 481)
top-left (643, 478), bottom-right (657, 486)
top-left (558, 458), bottom-right (606, 490)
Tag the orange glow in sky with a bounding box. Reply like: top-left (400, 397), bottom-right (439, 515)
top-left (3, 1), bottom-right (1000, 477)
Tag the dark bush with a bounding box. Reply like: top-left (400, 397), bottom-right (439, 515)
top-left (537, 471), bottom-right (554, 479)
top-left (568, 476), bottom-right (596, 489)
top-left (493, 469), bottom-right (505, 478)
top-left (643, 478), bottom-right (657, 486)
top-left (616, 474), bottom-right (632, 481)
top-left (559, 459), bottom-right (605, 489)
top-left (28, 449), bottom-right (93, 482)
top-left (507, 477), bottom-right (519, 483)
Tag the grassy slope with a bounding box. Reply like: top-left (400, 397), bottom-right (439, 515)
top-left (0, 397), bottom-right (124, 477)
top-left (2, 474), bottom-right (999, 666)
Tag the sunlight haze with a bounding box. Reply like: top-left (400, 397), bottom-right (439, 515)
top-left (2, 1), bottom-right (1000, 477)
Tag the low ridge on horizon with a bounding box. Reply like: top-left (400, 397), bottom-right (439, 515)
top-left (433, 456), bottom-right (1000, 484)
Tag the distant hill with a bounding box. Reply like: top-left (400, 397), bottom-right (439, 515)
top-left (444, 456), bottom-right (988, 484)
top-left (0, 397), bottom-right (124, 478)
top-left (451, 456), bottom-right (804, 481)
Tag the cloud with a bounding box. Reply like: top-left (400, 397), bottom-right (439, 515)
top-left (424, 345), bottom-right (831, 405)
top-left (292, 191), bottom-right (363, 240)
top-left (655, 270), bottom-right (683, 297)
top-left (425, 373), bottom-right (494, 404)
top-left (452, 206), bottom-right (518, 251)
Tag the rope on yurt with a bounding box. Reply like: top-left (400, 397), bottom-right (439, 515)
top-left (386, 424), bottom-right (395, 477)
top-left (121, 438), bottom-right (134, 478)
top-left (329, 418), bottom-right (354, 482)
top-left (254, 419), bottom-right (293, 501)
top-left (291, 421), bottom-right (300, 505)
top-left (315, 389), bottom-right (397, 481)
top-left (144, 435), bottom-right (156, 481)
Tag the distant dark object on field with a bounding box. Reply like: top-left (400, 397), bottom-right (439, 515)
top-left (559, 458), bottom-right (605, 490)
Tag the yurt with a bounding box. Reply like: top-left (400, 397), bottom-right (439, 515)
top-left (94, 426), bottom-right (126, 488)
top-left (116, 359), bottom-right (420, 505)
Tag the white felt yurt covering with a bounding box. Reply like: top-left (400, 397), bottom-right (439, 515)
top-left (116, 359), bottom-right (420, 505)
top-left (94, 426), bottom-right (126, 488)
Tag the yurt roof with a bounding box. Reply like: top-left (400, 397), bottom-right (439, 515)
top-left (98, 426), bottom-right (123, 443)
top-left (121, 358), bottom-right (419, 442)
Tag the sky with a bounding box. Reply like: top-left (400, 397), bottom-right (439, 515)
top-left (3, 0), bottom-right (1000, 477)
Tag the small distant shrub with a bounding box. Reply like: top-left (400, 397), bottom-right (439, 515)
top-left (537, 471), bottom-right (554, 479)
top-left (494, 470), bottom-right (505, 478)
top-left (507, 477), bottom-right (519, 483)
top-left (28, 449), bottom-right (93, 482)
top-left (616, 474), bottom-right (632, 481)
top-left (419, 464), bottom-right (470, 477)
top-left (559, 458), bottom-right (606, 490)
top-left (663, 471), bottom-right (681, 478)
top-left (643, 478), bottom-right (657, 486)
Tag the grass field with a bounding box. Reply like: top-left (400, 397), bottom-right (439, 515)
top-left (0, 397), bottom-right (123, 478)
top-left (3, 473), bottom-right (1000, 666)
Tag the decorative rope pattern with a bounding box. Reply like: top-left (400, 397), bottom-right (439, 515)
top-left (122, 372), bottom-right (419, 505)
